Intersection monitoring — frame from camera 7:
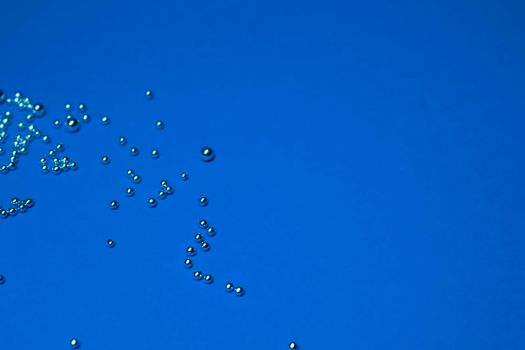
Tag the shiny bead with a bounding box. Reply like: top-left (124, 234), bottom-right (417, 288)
top-left (25, 198), bottom-right (35, 208)
top-left (200, 146), bottom-right (215, 162)
top-left (0, 275), bottom-right (4, 284)
top-left (0, 165), bottom-right (7, 174)
top-left (125, 187), bottom-right (135, 197)
top-left (106, 239), bottom-right (116, 248)
top-left (151, 149), bottom-right (160, 158)
top-left (7, 162), bottom-right (17, 171)
top-left (180, 172), bottom-right (189, 181)
top-left (200, 241), bottom-right (210, 252)
top-left (53, 119), bottom-right (61, 128)
top-left (289, 342), bottom-right (298, 349)
top-left (158, 190), bottom-right (167, 200)
top-left (203, 274), bottom-right (214, 284)
top-left (7, 207), bottom-right (17, 216)
top-left (56, 143), bottom-right (65, 152)
top-left (17, 203), bottom-right (27, 213)
top-left (33, 103), bottom-right (45, 117)
top-left (0, 209), bottom-right (8, 218)
top-left (110, 200), bottom-right (119, 210)
top-left (199, 219), bottom-right (208, 229)
top-left (101, 156), bottom-right (110, 165)
top-left (118, 136), bottom-right (127, 146)
top-left (11, 197), bottom-right (20, 205)
top-left (65, 117), bottom-right (81, 133)
top-left (70, 338), bottom-right (80, 349)
top-left (145, 90), bottom-right (154, 100)
top-left (52, 166), bottom-right (61, 174)
top-left (64, 103), bottom-right (73, 111)
top-left (42, 135), bottom-right (51, 143)
top-left (81, 114), bottom-right (90, 123)
top-left (164, 185), bottom-right (174, 195)
top-left (17, 121), bottom-right (26, 130)
top-left (160, 180), bottom-right (168, 187)
top-left (41, 165), bottom-right (50, 173)
top-left (69, 161), bottom-right (79, 170)
top-left (78, 103), bottom-right (87, 112)
top-left (101, 116), bottom-right (110, 125)
top-left (147, 198), bottom-right (157, 208)
top-left (155, 120), bottom-right (164, 129)
top-left (132, 174), bottom-right (141, 183)
top-left (234, 286), bottom-right (245, 297)
top-left (206, 227), bottom-right (216, 237)
top-left (130, 147), bottom-right (139, 156)
top-left (185, 246), bottom-right (196, 256)
top-left (225, 282), bottom-right (234, 293)
top-left (193, 271), bottom-right (203, 281)
top-left (126, 169), bottom-right (134, 177)
top-left (198, 196), bottom-right (208, 207)
top-left (194, 233), bottom-right (204, 243)
top-left (183, 258), bottom-right (193, 268)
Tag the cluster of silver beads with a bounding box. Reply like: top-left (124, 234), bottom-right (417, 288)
top-left (157, 179), bottom-right (174, 200)
top-left (225, 282), bottom-right (245, 297)
top-left (41, 144), bottom-right (78, 174)
top-left (0, 197), bottom-right (35, 219)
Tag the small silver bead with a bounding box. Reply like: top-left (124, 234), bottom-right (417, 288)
top-left (206, 227), bottom-right (216, 237)
top-left (198, 196), bottom-right (208, 207)
top-left (42, 135), bottom-right (51, 143)
top-left (289, 342), bottom-right (298, 349)
top-left (25, 198), bottom-right (35, 208)
top-left (125, 187), bottom-right (135, 197)
top-left (193, 271), bottom-right (203, 281)
top-left (70, 338), bottom-right (80, 349)
top-left (118, 136), bottom-right (127, 146)
top-left (225, 283), bottom-right (234, 293)
top-left (199, 219), bottom-right (208, 229)
top-left (200, 241), bottom-right (210, 252)
top-left (130, 147), bottom-right (139, 156)
top-left (64, 103), bottom-right (73, 111)
top-left (132, 174), bottom-right (142, 183)
top-left (56, 143), bottom-right (65, 152)
top-left (69, 161), bottom-right (79, 170)
top-left (33, 103), bottom-right (45, 117)
top-left (78, 103), bottom-right (87, 112)
top-left (81, 114), bottom-right (91, 123)
top-left (234, 286), bottom-right (245, 297)
top-left (203, 274), bottom-right (214, 284)
top-left (65, 117), bottom-right (81, 133)
top-left (160, 179), bottom-right (169, 187)
top-left (107, 239), bottom-right (116, 248)
top-left (101, 116), bottom-right (110, 125)
top-left (41, 164), bottom-right (50, 173)
top-left (0, 209), bottom-right (8, 219)
top-left (194, 233), bottom-right (204, 243)
top-left (200, 146), bottom-right (215, 162)
top-left (158, 190), bottom-right (167, 200)
top-left (110, 200), bottom-right (119, 210)
top-left (126, 169), bottom-right (134, 177)
top-left (0, 147), bottom-right (4, 155)
top-left (145, 90), bottom-right (154, 100)
top-left (183, 258), bottom-right (193, 268)
top-left (155, 120), bottom-right (164, 129)
top-left (53, 119), bottom-right (62, 128)
top-left (17, 121), bottom-right (26, 130)
top-left (147, 198), bottom-right (157, 208)
top-left (164, 185), bottom-right (174, 195)
top-left (101, 156), bottom-right (110, 165)
top-left (180, 172), bottom-right (189, 181)
top-left (185, 246), bottom-right (196, 256)
top-left (151, 149), bottom-right (160, 158)
top-left (7, 207), bottom-right (17, 216)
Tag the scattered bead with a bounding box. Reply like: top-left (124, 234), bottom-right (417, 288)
top-left (118, 136), bottom-right (127, 146)
top-left (64, 103), bottom-right (73, 111)
top-left (101, 116), bottom-right (110, 125)
top-left (194, 233), bottom-right (204, 243)
top-left (158, 190), bottom-right (167, 200)
top-left (203, 274), bottom-right (214, 284)
top-left (200, 241), bottom-right (211, 252)
top-left (186, 246), bottom-right (196, 256)
top-left (151, 149), bottom-right (160, 158)
top-left (65, 117), bottom-right (81, 133)
top-left (33, 103), bottom-right (45, 117)
top-left (160, 180), bottom-right (168, 187)
top-left (41, 135), bottom-right (51, 143)
top-left (145, 90), bottom-right (154, 100)
top-left (101, 156), bottom-right (110, 165)
top-left (180, 172), bottom-right (189, 181)
top-left (53, 119), bottom-right (62, 128)
top-left (130, 147), bottom-right (139, 156)
top-left (289, 342), bottom-right (298, 349)
top-left (199, 196), bottom-right (208, 207)
top-left (200, 146), bottom-right (215, 162)
top-left (199, 219), bottom-right (208, 229)
top-left (106, 239), bottom-right (116, 248)
top-left (56, 143), bottom-right (65, 152)
top-left (132, 174), bottom-right (142, 184)
top-left (164, 185), bottom-right (174, 195)
top-left (234, 286), bottom-right (245, 297)
top-left (81, 114), bottom-right (91, 123)
top-left (193, 271), bottom-right (203, 281)
top-left (183, 258), bottom-right (193, 268)
top-left (110, 200), bottom-right (119, 210)
top-left (225, 283), bottom-right (234, 293)
top-left (70, 339), bottom-right (80, 349)
top-left (125, 187), bottom-right (135, 197)
top-left (206, 227), bottom-right (216, 237)
top-left (147, 198), bottom-right (157, 208)
top-left (155, 120), bottom-right (164, 129)
top-left (78, 103), bottom-right (87, 112)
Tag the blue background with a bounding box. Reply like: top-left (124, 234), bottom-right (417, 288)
top-left (1, 0), bottom-right (525, 349)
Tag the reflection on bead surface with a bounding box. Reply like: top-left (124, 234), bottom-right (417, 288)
top-left (180, 172), bottom-right (189, 181)
top-left (147, 198), bottom-right (157, 208)
top-left (125, 187), bottom-right (135, 197)
top-left (65, 117), bottom-right (80, 133)
top-left (53, 119), bottom-right (61, 128)
top-left (289, 342), bottom-right (298, 349)
top-left (234, 286), bottom-right (245, 296)
top-left (158, 190), bottom-right (167, 200)
top-left (81, 114), bottom-right (90, 123)
top-left (107, 239), bottom-right (116, 248)
top-left (101, 156), bottom-right (110, 165)
top-left (151, 149), bottom-right (160, 158)
top-left (206, 227), bottom-right (216, 236)
top-left (193, 271), bottom-right (203, 281)
top-left (186, 246), bottom-right (196, 256)
top-left (65, 103), bottom-right (73, 111)
top-left (17, 121), bottom-right (26, 130)
top-left (56, 143), bottom-right (65, 152)
top-left (194, 233), bottom-right (204, 243)
top-left (184, 258), bottom-right (193, 268)
top-left (225, 283), bottom-right (234, 293)
top-left (164, 185), bottom-right (174, 195)
top-left (130, 147), bottom-right (139, 156)
top-left (160, 180), bottom-right (168, 187)
top-left (155, 120), bottom-right (164, 129)
top-left (119, 136), bottom-right (127, 146)
top-left (0, 209), bottom-right (8, 218)
top-left (145, 90), bottom-right (154, 100)
top-left (70, 338), bottom-right (80, 349)
top-left (8, 208), bottom-right (17, 216)
top-left (41, 165), bottom-right (50, 173)
top-left (42, 135), bottom-right (51, 143)
top-left (101, 116), bottom-right (110, 125)
top-left (200, 241), bottom-right (210, 252)
top-left (200, 146), bottom-right (215, 162)
top-left (132, 174), bottom-right (142, 183)
top-left (199, 196), bottom-right (208, 207)
top-left (199, 219), bottom-right (208, 229)
top-left (78, 103), bottom-right (87, 112)
top-left (110, 200), bottom-right (119, 210)
top-left (203, 274), bottom-right (214, 284)
top-left (33, 103), bottom-right (45, 117)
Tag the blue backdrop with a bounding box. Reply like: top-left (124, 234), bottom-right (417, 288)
top-left (1, 1), bottom-right (524, 349)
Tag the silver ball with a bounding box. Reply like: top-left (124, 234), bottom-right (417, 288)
top-left (126, 169), bottom-right (134, 177)
top-left (65, 117), bottom-right (81, 133)
top-left (225, 282), bottom-right (234, 293)
top-left (64, 103), bottom-right (73, 111)
top-left (147, 198), bottom-right (157, 208)
top-left (125, 187), bottom-right (135, 197)
top-left (70, 338), bottom-right (80, 349)
top-left (69, 161), bottom-right (79, 170)
top-left (200, 241), bottom-right (210, 252)
top-left (101, 156), bottom-right (110, 165)
top-left (199, 219), bottom-right (208, 229)
top-left (56, 143), bottom-right (65, 152)
top-left (0, 209), bottom-right (8, 218)
top-left (78, 103), bottom-right (87, 112)
top-left (110, 200), bottom-right (119, 210)
top-left (194, 233), bottom-right (204, 243)
top-left (106, 239), bottom-right (116, 248)
top-left (132, 174), bottom-right (142, 183)
top-left (17, 121), bottom-right (26, 130)
top-left (203, 274), bottom-right (214, 284)
top-left (151, 149), bottom-right (160, 158)
top-left (164, 185), bottom-right (174, 195)
top-left (0, 147), bottom-right (4, 155)
top-left (42, 135), bottom-right (51, 143)
top-left (234, 286), bottom-right (245, 297)
top-left (155, 120), bottom-right (164, 129)
top-left (183, 258), bottom-right (193, 268)
top-left (53, 119), bottom-right (62, 128)
top-left (193, 271), bottom-right (203, 281)
top-left (206, 227), bottom-right (216, 237)
top-left (198, 196), bottom-right (208, 207)
top-left (180, 172), bottom-right (189, 181)
top-left (158, 190), bottom-right (167, 200)
top-left (81, 114), bottom-right (91, 123)
top-left (25, 198), bottom-right (35, 208)
top-left (200, 146), bottom-right (215, 162)
top-left (33, 103), bottom-right (45, 117)
top-left (145, 90), bottom-right (154, 100)
top-left (118, 136), bottom-right (127, 146)
top-left (41, 164), bottom-right (50, 173)
top-left (289, 342), bottom-right (298, 349)
top-left (185, 246), bottom-right (196, 256)
top-left (101, 116), bottom-right (110, 125)
top-left (130, 147), bottom-right (139, 156)
top-left (7, 207), bottom-right (17, 216)
top-left (160, 179), bottom-right (169, 187)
